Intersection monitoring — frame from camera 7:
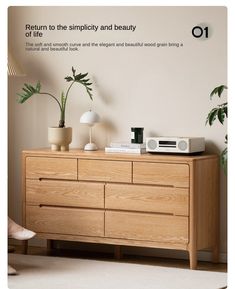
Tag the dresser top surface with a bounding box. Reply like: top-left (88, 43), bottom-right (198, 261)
top-left (22, 148), bottom-right (218, 162)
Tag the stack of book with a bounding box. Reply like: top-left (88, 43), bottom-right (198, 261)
top-left (105, 142), bottom-right (146, 154)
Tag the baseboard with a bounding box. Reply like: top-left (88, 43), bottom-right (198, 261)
top-left (9, 238), bottom-right (227, 263)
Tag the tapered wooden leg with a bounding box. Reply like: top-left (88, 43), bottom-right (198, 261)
top-left (189, 248), bottom-right (197, 270)
top-left (8, 245), bottom-right (15, 253)
top-left (47, 239), bottom-right (54, 252)
top-left (23, 240), bottom-right (28, 254)
top-left (114, 245), bottom-right (122, 260)
top-left (212, 243), bottom-right (219, 263)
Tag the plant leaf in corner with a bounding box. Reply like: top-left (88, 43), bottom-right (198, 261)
top-left (210, 85), bottom-right (227, 99)
top-left (75, 73), bottom-right (88, 81)
top-left (36, 81), bottom-right (41, 92)
top-left (217, 107), bottom-right (225, 124)
top-left (206, 108), bottom-right (218, 126)
top-left (72, 67), bottom-right (76, 77)
top-left (210, 87), bottom-right (219, 99)
top-left (65, 76), bottom-right (73, 82)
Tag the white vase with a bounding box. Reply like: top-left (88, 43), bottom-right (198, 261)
top-left (48, 127), bottom-right (72, 151)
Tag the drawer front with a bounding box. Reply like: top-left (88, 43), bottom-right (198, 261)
top-left (105, 184), bottom-right (188, 216)
top-left (26, 180), bottom-right (104, 208)
top-left (78, 159), bottom-right (132, 183)
top-left (105, 211), bottom-right (188, 244)
top-left (133, 162), bottom-right (189, 187)
top-left (26, 205), bottom-right (104, 237)
top-left (26, 157), bottom-right (77, 180)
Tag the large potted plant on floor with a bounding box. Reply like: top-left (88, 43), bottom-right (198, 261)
top-left (206, 84), bottom-right (227, 174)
top-left (17, 67), bottom-right (93, 151)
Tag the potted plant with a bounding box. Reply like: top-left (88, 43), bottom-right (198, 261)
top-left (17, 67), bottom-right (93, 151)
top-left (206, 84), bottom-right (227, 174)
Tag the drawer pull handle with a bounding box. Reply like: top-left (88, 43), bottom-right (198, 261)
top-left (38, 204), bottom-right (103, 212)
top-left (105, 209), bottom-right (176, 216)
top-left (38, 178), bottom-right (59, 181)
top-left (133, 182), bottom-right (175, 188)
top-left (38, 178), bottom-right (76, 182)
top-left (39, 204), bottom-right (80, 211)
top-left (39, 204), bottom-right (70, 209)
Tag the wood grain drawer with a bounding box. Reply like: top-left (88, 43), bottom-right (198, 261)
top-left (78, 159), bottom-right (132, 183)
top-left (133, 162), bottom-right (189, 187)
top-left (26, 180), bottom-right (104, 208)
top-left (26, 205), bottom-right (104, 237)
top-left (105, 211), bottom-right (188, 244)
top-left (105, 184), bottom-right (189, 216)
top-left (26, 157), bottom-right (77, 180)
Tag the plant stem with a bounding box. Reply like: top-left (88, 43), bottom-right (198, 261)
top-left (39, 92), bottom-right (65, 127)
top-left (60, 81), bottom-right (75, 127)
top-left (59, 111), bottom-right (65, 128)
top-left (39, 92), bottom-right (63, 111)
top-left (64, 81), bottom-right (75, 110)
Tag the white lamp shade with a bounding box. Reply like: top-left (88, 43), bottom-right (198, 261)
top-left (80, 110), bottom-right (100, 125)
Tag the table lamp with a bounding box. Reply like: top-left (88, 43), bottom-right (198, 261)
top-left (80, 110), bottom-right (100, 150)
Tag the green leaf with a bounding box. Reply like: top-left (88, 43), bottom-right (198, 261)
top-left (36, 81), bottom-right (41, 92)
top-left (72, 66), bottom-right (76, 77)
top-left (22, 87), bottom-right (30, 94)
top-left (87, 90), bottom-right (93, 100)
top-left (223, 106), bottom-right (228, 118)
top-left (25, 84), bottom-right (34, 92)
top-left (217, 86), bottom-right (223, 97)
top-left (17, 82), bottom-right (41, 103)
top-left (206, 108), bottom-right (218, 126)
top-left (65, 76), bottom-right (73, 82)
top-left (74, 73), bottom-right (88, 81)
top-left (218, 85), bottom-right (227, 97)
top-left (79, 72), bottom-right (88, 79)
top-left (210, 85), bottom-right (227, 99)
top-left (221, 147), bottom-right (227, 175)
top-left (210, 87), bottom-right (219, 99)
top-left (225, 134), bottom-right (227, 144)
top-left (217, 107), bottom-right (225, 124)
top-left (30, 84), bottom-right (37, 92)
top-left (74, 73), bottom-right (82, 81)
top-left (64, 67), bottom-right (93, 105)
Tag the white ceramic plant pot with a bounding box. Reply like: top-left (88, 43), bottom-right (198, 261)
top-left (48, 127), bottom-right (72, 151)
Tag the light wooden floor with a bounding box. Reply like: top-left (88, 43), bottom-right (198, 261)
top-left (11, 244), bottom-right (227, 273)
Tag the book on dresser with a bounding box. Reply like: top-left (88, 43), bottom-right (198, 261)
top-left (105, 141), bottom-right (147, 154)
top-left (105, 147), bottom-right (147, 154)
top-left (110, 141), bottom-right (146, 149)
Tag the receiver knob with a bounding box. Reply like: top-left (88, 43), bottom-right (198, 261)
top-left (178, 140), bottom-right (187, 151)
top-left (147, 139), bottom-right (157, 150)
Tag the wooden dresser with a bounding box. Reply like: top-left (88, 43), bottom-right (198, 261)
top-left (22, 149), bottom-right (219, 269)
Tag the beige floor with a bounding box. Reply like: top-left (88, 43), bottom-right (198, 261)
top-left (8, 251), bottom-right (227, 289)
top-left (12, 244), bottom-right (227, 273)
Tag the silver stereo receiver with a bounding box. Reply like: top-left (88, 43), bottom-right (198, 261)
top-left (146, 137), bottom-right (205, 154)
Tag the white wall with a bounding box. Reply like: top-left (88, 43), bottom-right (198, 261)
top-left (8, 6), bottom-right (227, 258)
